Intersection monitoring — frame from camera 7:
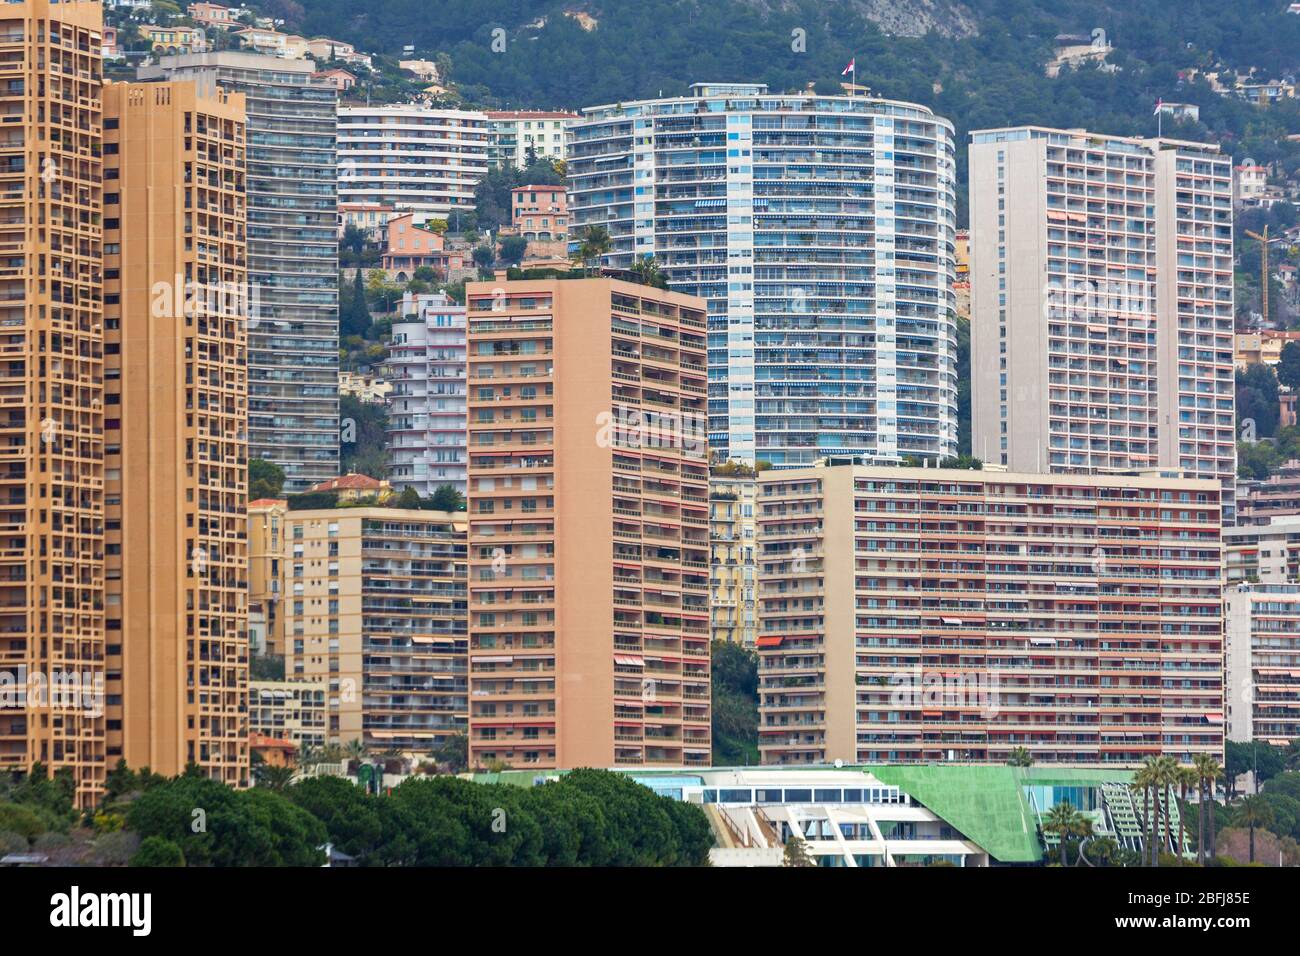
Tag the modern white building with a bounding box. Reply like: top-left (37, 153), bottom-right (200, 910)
top-left (1225, 584), bottom-right (1300, 746)
top-left (485, 110), bottom-right (575, 169)
top-left (338, 104), bottom-right (489, 217)
top-left (385, 292), bottom-right (468, 495)
top-left (1224, 515), bottom-right (1300, 584)
top-left (568, 83), bottom-right (960, 466)
top-left (969, 127), bottom-right (1235, 516)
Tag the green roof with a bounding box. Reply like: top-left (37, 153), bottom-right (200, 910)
top-left (869, 765), bottom-right (1135, 863)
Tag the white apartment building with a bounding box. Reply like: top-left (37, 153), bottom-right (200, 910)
top-left (338, 104), bottom-right (489, 217)
top-left (569, 83), bottom-right (959, 466)
top-left (485, 110), bottom-right (575, 168)
top-left (1225, 584), bottom-right (1300, 746)
top-left (385, 292), bottom-right (468, 495)
top-left (970, 127), bottom-right (1235, 517)
top-left (1224, 515), bottom-right (1300, 584)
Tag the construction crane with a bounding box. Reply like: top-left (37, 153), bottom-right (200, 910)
top-left (1245, 225), bottom-right (1283, 325)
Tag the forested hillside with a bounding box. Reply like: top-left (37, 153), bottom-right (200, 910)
top-left (263, 0), bottom-right (1300, 220)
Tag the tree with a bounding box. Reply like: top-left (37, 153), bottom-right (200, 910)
top-left (341, 268), bottom-right (373, 338)
top-left (1042, 800), bottom-right (1085, 866)
top-left (1134, 759), bottom-right (1159, 866)
top-left (1235, 795), bottom-right (1275, 864)
top-left (1194, 753), bottom-right (1224, 865)
top-left (255, 764), bottom-right (296, 793)
top-left (782, 834), bottom-right (815, 867)
top-left (249, 458), bottom-right (286, 500)
top-left (1176, 764), bottom-right (1198, 862)
top-left (711, 640), bottom-right (758, 765)
top-left (1279, 341), bottom-right (1300, 390)
top-left (499, 236), bottom-right (528, 265)
top-left (630, 254), bottom-right (668, 289)
top-left (1236, 363), bottom-right (1280, 440)
top-left (572, 224), bottom-right (612, 275)
top-left (1226, 740), bottom-right (1285, 797)
top-left (427, 484), bottom-right (466, 512)
top-left (472, 244), bottom-right (495, 273)
top-left (130, 836), bottom-right (185, 868)
top-left (435, 733), bottom-right (468, 773)
top-left (1006, 746), bottom-right (1033, 767)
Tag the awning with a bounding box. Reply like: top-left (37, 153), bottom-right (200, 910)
top-left (941, 617), bottom-right (963, 625)
top-left (1204, 713), bottom-right (1224, 724)
top-left (614, 655), bottom-right (644, 667)
top-left (756, 636), bottom-right (784, 648)
top-left (475, 655), bottom-right (514, 664)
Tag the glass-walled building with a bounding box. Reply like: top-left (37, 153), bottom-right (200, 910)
top-left (569, 83), bottom-right (959, 466)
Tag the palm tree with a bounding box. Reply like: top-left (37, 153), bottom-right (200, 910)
top-left (1235, 795), bottom-right (1275, 864)
top-left (630, 254), bottom-right (667, 289)
top-left (1006, 746), bottom-right (1034, 767)
top-left (255, 764), bottom-right (295, 792)
top-left (344, 738), bottom-right (368, 769)
top-left (1154, 755), bottom-right (1180, 863)
top-left (1193, 753), bottom-right (1223, 864)
top-left (1134, 759), bottom-right (1159, 866)
top-left (1043, 801), bottom-right (1084, 866)
top-left (571, 224), bottom-right (612, 276)
top-left (1176, 765), bottom-right (1198, 862)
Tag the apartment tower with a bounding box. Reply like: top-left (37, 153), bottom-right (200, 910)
top-left (0, 0), bottom-right (106, 807)
top-left (102, 80), bottom-right (249, 784)
top-left (141, 52), bottom-right (339, 491)
top-left (337, 104), bottom-right (488, 218)
top-left (969, 127), bottom-right (1235, 515)
top-left (1225, 584), bottom-right (1300, 747)
top-left (569, 83), bottom-right (959, 466)
top-left (280, 507), bottom-right (467, 755)
top-left (385, 291), bottom-right (468, 496)
top-left (756, 464), bottom-right (1225, 766)
top-left (464, 278), bottom-right (712, 770)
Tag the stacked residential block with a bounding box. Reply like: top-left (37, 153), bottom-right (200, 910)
top-left (102, 81), bottom-right (250, 784)
top-left (142, 52), bottom-right (340, 491)
top-left (1225, 584), bottom-right (1300, 747)
top-left (569, 83), bottom-right (959, 466)
top-left (280, 507), bottom-right (467, 755)
top-left (969, 127), bottom-right (1235, 517)
top-left (0, 0), bottom-right (107, 807)
top-left (337, 104), bottom-right (488, 218)
top-left (464, 278), bottom-right (712, 770)
top-left (709, 465), bottom-right (758, 647)
top-left (755, 464), bottom-right (1225, 767)
top-left (385, 291), bottom-right (468, 496)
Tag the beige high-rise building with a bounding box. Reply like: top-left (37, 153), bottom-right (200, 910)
top-left (969, 127), bottom-right (1235, 517)
top-left (709, 464), bottom-right (757, 648)
top-left (248, 497), bottom-right (287, 657)
top-left (756, 464), bottom-right (1225, 767)
top-left (280, 507), bottom-right (467, 755)
top-left (102, 80), bottom-right (250, 784)
top-left (1225, 584), bottom-right (1300, 747)
top-left (464, 278), bottom-right (712, 770)
top-left (0, 1), bottom-right (106, 807)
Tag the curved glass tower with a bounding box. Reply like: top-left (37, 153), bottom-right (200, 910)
top-left (569, 83), bottom-right (958, 466)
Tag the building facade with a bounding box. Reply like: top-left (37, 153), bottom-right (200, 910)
top-left (1225, 584), bottom-right (1300, 747)
top-left (464, 278), bottom-right (711, 770)
top-left (141, 52), bottom-right (340, 491)
top-left (386, 292), bottom-right (468, 496)
top-left (248, 498), bottom-right (288, 658)
top-left (338, 104), bottom-right (488, 218)
top-left (1224, 516), bottom-right (1300, 584)
top-left (0, 0), bottom-right (107, 807)
top-left (485, 110), bottom-right (575, 169)
top-left (282, 507), bottom-right (467, 755)
top-left (1237, 459), bottom-right (1300, 526)
top-left (249, 679), bottom-right (327, 752)
top-left (755, 464), bottom-right (1225, 767)
top-left (569, 83), bottom-right (959, 466)
top-left (709, 465), bottom-right (757, 647)
top-left (102, 80), bottom-right (250, 785)
top-left (969, 127), bottom-right (1235, 515)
